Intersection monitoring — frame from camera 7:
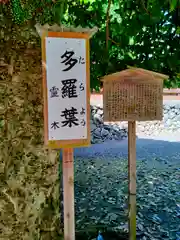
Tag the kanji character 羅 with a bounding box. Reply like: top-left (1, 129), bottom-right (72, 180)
top-left (61, 79), bottom-right (78, 98)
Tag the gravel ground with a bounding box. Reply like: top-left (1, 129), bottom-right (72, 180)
top-left (73, 134), bottom-right (180, 164)
top-left (63, 134), bottom-right (180, 239)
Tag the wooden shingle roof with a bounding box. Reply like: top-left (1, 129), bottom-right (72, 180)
top-left (101, 67), bottom-right (169, 83)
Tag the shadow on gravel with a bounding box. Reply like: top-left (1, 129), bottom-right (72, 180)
top-left (71, 137), bottom-right (180, 162)
top-left (76, 229), bottom-right (128, 240)
top-left (59, 137), bottom-right (180, 239)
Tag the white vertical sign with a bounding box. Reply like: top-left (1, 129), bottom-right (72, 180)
top-left (45, 37), bottom-right (87, 141)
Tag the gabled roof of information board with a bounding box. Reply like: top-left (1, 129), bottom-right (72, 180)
top-left (101, 67), bottom-right (169, 82)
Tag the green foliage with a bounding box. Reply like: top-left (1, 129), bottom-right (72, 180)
top-left (170, 0), bottom-right (179, 12)
top-left (65, 0), bottom-right (180, 90)
top-left (1, 0), bottom-right (180, 90)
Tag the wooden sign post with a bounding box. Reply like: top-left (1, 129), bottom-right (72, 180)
top-left (101, 68), bottom-right (168, 240)
top-left (40, 28), bottom-right (95, 240)
top-left (63, 148), bottom-right (75, 239)
top-left (128, 121), bottom-right (136, 240)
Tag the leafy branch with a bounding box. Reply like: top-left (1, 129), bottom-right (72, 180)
top-left (106, 0), bottom-right (112, 54)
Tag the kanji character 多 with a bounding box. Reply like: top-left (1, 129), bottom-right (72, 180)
top-left (61, 50), bottom-right (78, 71)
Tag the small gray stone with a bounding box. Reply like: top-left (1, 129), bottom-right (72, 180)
top-left (97, 109), bottom-right (103, 116)
top-left (123, 132), bottom-right (128, 137)
top-left (93, 113), bottom-right (103, 124)
top-left (101, 128), bottom-right (109, 137)
top-left (91, 135), bottom-right (95, 144)
top-left (91, 109), bottom-right (97, 115)
top-left (121, 132), bottom-right (127, 138)
top-left (174, 109), bottom-right (179, 114)
top-left (152, 129), bottom-right (159, 135)
top-left (103, 124), bottom-right (112, 130)
top-left (113, 135), bottom-right (122, 140)
top-left (90, 102), bottom-right (180, 143)
top-left (138, 126), bottom-right (145, 132)
top-left (168, 112), bottom-right (176, 119)
top-left (93, 127), bottom-right (102, 138)
top-left (107, 213), bottom-right (118, 221)
top-left (91, 105), bottom-right (97, 111)
top-left (112, 125), bottom-right (121, 133)
top-left (163, 115), bottom-right (168, 121)
top-left (164, 119), bottom-right (172, 127)
top-left (165, 105), bottom-right (171, 111)
top-left (150, 125), bottom-right (154, 130)
top-left (93, 138), bottom-right (103, 144)
top-left (175, 115), bottom-right (180, 121)
top-left (90, 120), bottom-right (96, 132)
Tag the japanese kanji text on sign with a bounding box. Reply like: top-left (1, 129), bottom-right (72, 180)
top-left (42, 32), bottom-right (90, 147)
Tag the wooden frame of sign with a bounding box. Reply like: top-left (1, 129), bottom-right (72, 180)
top-left (41, 30), bottom-right (93, 240)
top-left (42, 31), bottom-right (91, 149)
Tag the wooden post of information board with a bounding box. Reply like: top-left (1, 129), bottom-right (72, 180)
top-left (101, 68), bottom-right (169, 240)
top-left (128, 121), bottom-right (136, 240)
top-left (63, 148), bottom-right (75, 240)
